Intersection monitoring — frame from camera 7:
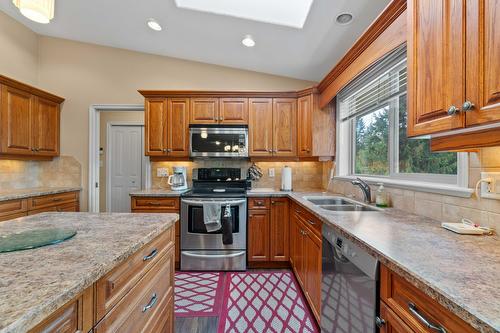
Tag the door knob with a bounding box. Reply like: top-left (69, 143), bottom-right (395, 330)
top-left (462, 101), bottom-right (475, 111)
top-left (447, 105), bottom-right (460, 116)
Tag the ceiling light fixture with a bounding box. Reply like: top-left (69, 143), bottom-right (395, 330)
top-left (242, 35), bottom-right (255, 48)
top-left (147, 18), bottom-right (162, 31)
top-left (336, 13), bottom-right (353, 25)
top-left (12, 0), bottom-right (55, 24)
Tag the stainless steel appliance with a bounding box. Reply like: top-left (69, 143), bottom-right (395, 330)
top-left (321, 223), bottom-right (379, 333)
top-left (180, 168), bottom-right (249, 271)
top-left (189, 125), bottom-right (248, 158)
top-left (168, 166), bottom-right (188, 191)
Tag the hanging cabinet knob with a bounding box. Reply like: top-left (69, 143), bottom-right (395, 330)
top-left (447, 105), bottom-right (460, 116)
top-left (375, 317), bottom-right (386, 328)
top-left (462, 101), bottom-right (475, 111)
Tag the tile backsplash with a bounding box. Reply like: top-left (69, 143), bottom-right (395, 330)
top-left (0, 156), bottom-right (81, 190)
top-left (151, 160), bottom-right (324, 191)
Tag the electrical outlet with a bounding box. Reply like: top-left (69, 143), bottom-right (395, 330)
top-left (157, 168), bottom-right (169, 178)
top-left (480, 172), bottom-right (500, 200)
top-left (269, 168), bottom-right (275, 178)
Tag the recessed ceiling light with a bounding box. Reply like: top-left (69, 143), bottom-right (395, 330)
top-left (147, 18), bottom-right (162, 31)
top-left (242, 35), bottom-right (255, 48)
top-left (336, 13), bottom-right (353, 25)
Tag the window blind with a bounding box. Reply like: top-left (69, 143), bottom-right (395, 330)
top-left (338, 44), bottom-right (407, 121)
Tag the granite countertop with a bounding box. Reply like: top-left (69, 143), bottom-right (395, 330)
top-left (285, 191), bottom-right (500, 333)
top-left (129, 188), bottom-right (190, 197)
top-left (0, 187), bottom-right (82, 202)
top-left (0, 212), bottom-right (178, 333)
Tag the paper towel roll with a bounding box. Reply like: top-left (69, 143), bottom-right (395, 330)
top-left (281, 166), bottom-right (292, 191)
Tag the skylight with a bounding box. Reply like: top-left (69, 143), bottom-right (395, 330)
top-left (175, 0), bottom-right (314, 29)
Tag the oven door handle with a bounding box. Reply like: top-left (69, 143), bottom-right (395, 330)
top-left (181, 199), bottom-right (246, 206)
top-left (182, 251), bottom-right (246, 259)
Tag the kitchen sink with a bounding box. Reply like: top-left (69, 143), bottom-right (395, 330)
top-left (303, 196), bottom-right (381, 212)
top-left (318, 204), bottom-right (380, 212)
top-left (304, 197), bottom-right (352, 205)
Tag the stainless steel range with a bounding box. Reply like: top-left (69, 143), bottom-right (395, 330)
top-left (180, 168), bottom-right (249, 271)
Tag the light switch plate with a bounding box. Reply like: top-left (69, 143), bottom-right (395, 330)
top-left (480, 172), bottom-right (500, 200)
top-left (157, 168), bottom-right (169, 178)
top-left (269, 168), bottom-right (275, 178)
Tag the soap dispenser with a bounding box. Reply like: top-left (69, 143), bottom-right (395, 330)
top-left (375, 183), bottom-right (388, 208)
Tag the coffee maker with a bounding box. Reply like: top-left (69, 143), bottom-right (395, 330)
top-left (168, 166), bottom-right (188, 191)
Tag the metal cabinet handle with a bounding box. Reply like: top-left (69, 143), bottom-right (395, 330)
top-left (307, 219), bottom-right (316, 225)
top-left (167, 148), bottom-right (172, 152)
top-left (267, 149), bottom-right (273, 153)
top-left (375, 316), bottom-right (386, 328)
top-left (162, 148), bottom-right (167, 153)
top-left (295, 209), bottom-right (302, 214)
top-left (143, 248), bottom-right (158, 261)
top-left (462, 101), bottom-right (475, 111)
top-left (53, 198), bottom-right (63, 202)
top-left (447, 105), bottom-right (460, 115)
top-left (408, 302), bottom-right (447, 333)
top-left (148, 202), bottom-right (162, 206)
top-left (142, 293), bottom-right (158, 312)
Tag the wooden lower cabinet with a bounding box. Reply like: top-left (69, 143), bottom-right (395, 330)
top-left (131, 196), bottom-right (180, 269)
top-left (270, 198), bottom-right (289, 261)
top-left (248, 209), bottom-right (270, 262)
top-left (380, 264), bottom-right (477, 333)
top-left (30, 229), bottom-right (175, 333)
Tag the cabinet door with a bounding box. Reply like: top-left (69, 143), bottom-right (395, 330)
top-left (249, 98), bottom-right (273, 156)
top-left (291, 216), bottom-right (305, 287)
top-left (407, 0), bottom-right (465, 136)
top-left (273, 98), bottom-right (297, 156)
top-left (297, 95), bottom-right (312, 157)
top-left (304, 228), bottom-right (322, 321)
top-left (145, 98), bottom-right (167, 156)
top-left (167, 98), bottom-right (189, 157)
top-left (247, 209), bottom-right (270, 262)
top-left (0, 85), bottom-right (33, 155)
top-left (219, 98), bottom-right (248, 124)
top-left (465, 0), bottom-right (500, 126)
top-left (270, 198), bottom-right (289, 261)
top-left (32, 97), bottom-right (60, 156)
top-left (379, 302), bottom-right (415, 333)
top-left (189, 98), bottom-right (219, 124)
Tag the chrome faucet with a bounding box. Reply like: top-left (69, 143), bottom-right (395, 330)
top-left (351, 177), bottom-right (371, 203)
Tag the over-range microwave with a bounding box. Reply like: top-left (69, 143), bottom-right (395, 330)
top-left (189, 125), bottom-right (248, 158)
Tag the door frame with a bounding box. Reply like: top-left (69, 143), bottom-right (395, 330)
top-left (88, 104), bottom-right (150, 213)
top-left (106, 122), bottom-right (147, 213)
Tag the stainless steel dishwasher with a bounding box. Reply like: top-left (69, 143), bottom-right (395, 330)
top-left (321, 224), bottom-right (379, 333)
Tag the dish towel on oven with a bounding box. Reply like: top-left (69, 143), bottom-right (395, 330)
top-left (203, 202), bottom-right (222, 232)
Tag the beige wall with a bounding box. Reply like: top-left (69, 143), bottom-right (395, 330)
top-left (99, 111), bottom-right (144, 212)
top-left (0, 11), bottom-right (38, 85)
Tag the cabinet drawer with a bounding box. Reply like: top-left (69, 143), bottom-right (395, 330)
top-left (0, 212), bottom-right (28, 222)
top-left (28, 192), bottom-right (78, 210)
top-left (291, 202), bottom-right (321, 236)
top-left (95, 249), bottom-right (174, 333)
top-left (0, 199), bottom-right (27, 218)
top-left (96, 228), bottom-right (174, 321)
top-left (248, 197), bottom-right (270, 210)
top-left (28, 203), bottom-right (79, 215)
top-left (380, 265), bottom-right (476, 333)
top-left (131, 197), bottom-right (179, 210)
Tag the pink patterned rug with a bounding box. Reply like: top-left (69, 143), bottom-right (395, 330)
top-left (174, 271), bottom-right (225, 317)
top-left (218, 271), bottom-right (319, 333)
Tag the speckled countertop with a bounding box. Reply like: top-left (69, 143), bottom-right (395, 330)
top-left (285, 191), bottom-right (500, 333)
top-left (0, 187), bottom-right (81, 202)
top-left (0, 212), bottom-right (178, 333)
top-left (129, 188), bottom-right (189, 197)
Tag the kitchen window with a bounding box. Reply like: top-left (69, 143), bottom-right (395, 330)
top-left (336, 45), bottom-right (470, 196)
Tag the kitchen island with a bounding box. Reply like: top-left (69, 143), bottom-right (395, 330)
top-left (0, 212), bottom-right (178, 333)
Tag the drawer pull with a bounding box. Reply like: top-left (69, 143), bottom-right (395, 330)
top-left (147, 202), bottom-right (162, 206)
top-left (295, 209), bottom-right (302, 213)
top-left (307, 219), bottom-right (316, 225)
top-left (143, 249), bottom-right (158, 261)
top-left (408, 302), bottom-right (447, 333)
top-left (142, 293), bottom-right (158, 312)
top-left (52, 198), bottom-right (63, 202)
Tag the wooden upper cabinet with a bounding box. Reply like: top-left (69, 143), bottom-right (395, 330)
top-left (167, 98), bottom-right (189, 157)
top-left (249, 98), bottom-right (273, 156)
top-left (219, 98), bottom-right (248, 124)
top-left (407, 0), bottom-right (466, 136)
top-left (465, 0), bottom-right (500, 126)
top-left (0, 85), bottom-right (33, 155)
top-left (145, 98), bottom-right (167, 156)
top-left (273, 98), bottom-right (297, 156)
top-left (190, 98), bottom-right (219, 124)
top-left (32, 97), bottom-right (60, 156)
top-left (297, 95), bottom-right (312, 157)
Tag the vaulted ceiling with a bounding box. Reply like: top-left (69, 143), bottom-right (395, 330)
top-left (0, 0), bottom-right (390, 81)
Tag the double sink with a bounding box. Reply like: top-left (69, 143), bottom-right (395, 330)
top-left (304, 196), bottom-right (381, 212)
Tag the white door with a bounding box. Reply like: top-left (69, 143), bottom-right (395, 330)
top-left (108, 125), bottom-right (144, 212)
